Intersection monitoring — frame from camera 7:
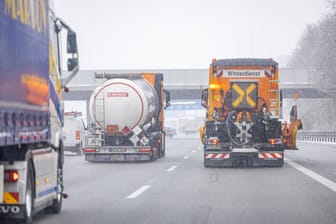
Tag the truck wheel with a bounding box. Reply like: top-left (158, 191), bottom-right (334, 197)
top-left (161, 135), bottom-right (165, 157)
top-left (47, 144), bottom-right (64, 213)
top-left (47, 160), bottom-right (63, 213)
top-left (203, 159), bottom-right (209, 168)
top-left (22, 162), bottom-right (34, 224)
top-left (77, 142), bottom-right (83, 156)
top-left (158, 133), bottom-right (165, 158)
top-left (278, 158), bottom-right (284, 167)
top-left (150, 149), bottom-right (158, 161)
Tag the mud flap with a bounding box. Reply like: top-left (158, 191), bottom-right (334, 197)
top-left (0, 204), bottom-right (26, 221)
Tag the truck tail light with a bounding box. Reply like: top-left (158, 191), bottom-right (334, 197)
top-left (5, 170), bottom-right (19, 182)
top-left (206, 139), bottom-right (219, 145)
top-left (83, 148), bottom-right (96, 153)
top-left (268, 139), bottom-right (282, 145)
top-left (139, 148), bottom-right (151, 153)
top-left (75, 129), bottom-right (80, 140)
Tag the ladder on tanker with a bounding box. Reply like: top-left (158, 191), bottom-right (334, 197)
top-left (94, 93), bottom-right (105, 129)
top-left (93, 74), bottom-right (107, 130)
top-left (269, 80), bottom-right (280, 118)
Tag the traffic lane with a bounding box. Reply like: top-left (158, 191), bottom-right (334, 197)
top-left (33, 138), bottom-right (200, 224)
top-left (286, 141), bottom-right (336, 183)
top-left (60, 138), bottom-right (198, 189)
top-left (34, 139), bottom-right (336, 224)
top-left (110, 140), bottom-right (336, 224)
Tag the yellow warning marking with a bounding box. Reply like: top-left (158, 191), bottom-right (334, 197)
top-left (246, 83), bottom-right (256, 107)
top-left (232, 84), bottom-right (244, 108)
top-left (4, 192), bottom-right (18, 204)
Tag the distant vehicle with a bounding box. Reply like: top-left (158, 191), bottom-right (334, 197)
top-left (200, 58), bottom-right (302, 167)
top-left (63, 112), bottom-right (86, 155)
top-left (165, 127), bottom-right (176, 138)
top-left (83, 73), bottom-right (171, 162)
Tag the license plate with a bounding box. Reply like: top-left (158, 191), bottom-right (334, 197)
top-left (95, 155), bottom-right (111, 161)
top-left (126, 155), bottom-right (138, 161)
top-left (112, 148), bottom-right (127, 153)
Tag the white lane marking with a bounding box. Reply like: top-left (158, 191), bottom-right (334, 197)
top-left (184, 155), bottom-right (190, 160)
top-left (126, 185), bottom-right (151, 199)
top-left (192, 150), bottom-right (196, 153)
top-left (285, 158), bottom-right (336, 193)
top-left (167, 165), bottom-right (178, 172)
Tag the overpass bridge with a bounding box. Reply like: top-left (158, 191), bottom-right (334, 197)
top-left (63, 68), bottom-right (335, 133)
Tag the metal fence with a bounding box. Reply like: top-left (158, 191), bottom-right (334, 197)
top-left (297, 132), bottom-right (336, 143)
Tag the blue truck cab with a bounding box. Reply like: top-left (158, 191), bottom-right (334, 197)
top-left (0, 1), bottom-right (79, 223)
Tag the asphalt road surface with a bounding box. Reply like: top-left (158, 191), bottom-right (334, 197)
top-left (34, 138), bottom-right (336, 224)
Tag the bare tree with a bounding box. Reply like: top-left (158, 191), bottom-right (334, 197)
top-left (327, 0), bottom-right (336, 11)
top-left (288, 10), bottom-right (336, 90)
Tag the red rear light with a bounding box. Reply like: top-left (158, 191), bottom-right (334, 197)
top-left (212, 139), bottom-right (219, 145)
top-left (268, 139), bottom-right (282, 145)
top-left (206, 139), bottom-right (219, 145)
top-left (5, 170), bottom-right (19, 182)
top-left (75, 129), bottom-right (80, 140)
top-left (83, 149), bottom-right (96, 153)
top-left (139, 148), bottom-right (151, 153)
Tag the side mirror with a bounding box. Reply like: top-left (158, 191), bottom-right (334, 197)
top-left (67, 30), bottom-right (78, 54)
top-left (279, 89), bottom-right (283, 118)
top-left (280, 89), bottom-right (283, 108)
top-left (290, 105), bottom-right (297, 122)
top-left (164, 89), bottom-right (171, 109)
top-left (67, 58), bottom-right (78, 71)
top-left (201, 88), bottom-right (208, 108)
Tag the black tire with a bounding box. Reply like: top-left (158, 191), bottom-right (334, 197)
top-left (277, 158), bottom-right (285, 167)
top-left (22, 162), bottom-right (34, 224)
top-left (150, 148), bottom-right (158, 162)
top-left (76, 142), bottom-right (83, 156)
top-left (158, 133), bottom-right (165, 159)
top-left (203, 159), bottom-right (209, 168)
top-left (161, 134), bottom-right (165, 157)
top-left (47, 144), bottom-right (64, 213)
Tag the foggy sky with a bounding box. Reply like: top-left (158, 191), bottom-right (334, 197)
top-left (55, 0), bottom-right (327, 69)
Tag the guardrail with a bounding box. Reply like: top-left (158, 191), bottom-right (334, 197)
top-left (297, 131), bottom-right (336, 143)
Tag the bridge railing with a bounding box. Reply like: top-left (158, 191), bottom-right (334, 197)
top-left (297, 131), bottom-right (336, 143)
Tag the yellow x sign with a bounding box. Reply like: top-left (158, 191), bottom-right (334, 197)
top-left (232, 83), bottom-right (256, 108)
top-left (246, 84), bottom-right (256, 107)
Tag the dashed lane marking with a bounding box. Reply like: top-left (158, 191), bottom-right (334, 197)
top-left (184, 156), bottom-right (190, 160)
top-left (167, 165), bottom-right (178, 172)
top-left (192, 150), bottom-right (196, 153)
top-left (126, 185), bottom-right (151, 199)
top-left (286, 158), bottom-right (336, 193)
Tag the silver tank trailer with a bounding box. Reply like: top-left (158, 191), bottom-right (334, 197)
top-left (89, 78), bottom-right (159, 130)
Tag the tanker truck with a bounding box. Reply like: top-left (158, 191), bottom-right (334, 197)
top-left (83, 73), bottom-right (170, 162)
top-left (200, 58), bottom-right (302, 167)
top-left (0, 1), bottom-right (79, 223)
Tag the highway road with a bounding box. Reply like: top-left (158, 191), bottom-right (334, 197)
top-left (34, 138), bottom-right (336, 224)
